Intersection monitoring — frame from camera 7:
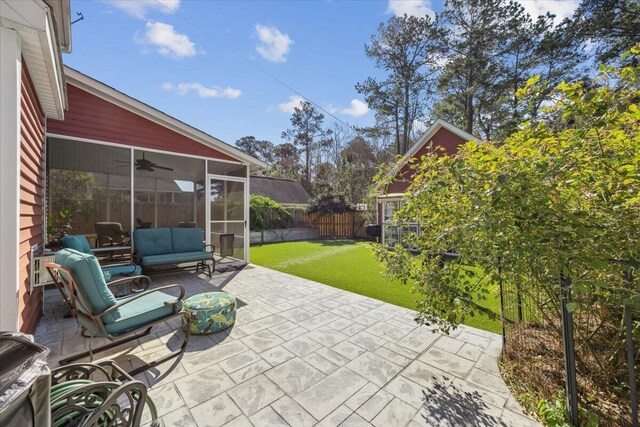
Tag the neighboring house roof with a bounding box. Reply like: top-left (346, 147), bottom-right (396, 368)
top-left (250, 176), bottom-right (311, 205)
top-left (376, 119), bottom-right (479, 193)
top-left (61, 66), bottom-right (267, 171)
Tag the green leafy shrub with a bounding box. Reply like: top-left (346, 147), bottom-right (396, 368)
top-left (307, 194), bottom-right (354, 215)
top-left (538, 395), bottom-right (571, 427)
top-left (249, 195), bottom-right (291, 231)
top-left (374, 47), bottom-right (640, 425)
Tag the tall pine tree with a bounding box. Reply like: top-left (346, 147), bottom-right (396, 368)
top-left (357, 15), bottom-right (443, 154)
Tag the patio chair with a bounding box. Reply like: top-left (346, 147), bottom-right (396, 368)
top-left (45, 248), bottom-right (190, 376)
top-left (96, 222), bottom-right (130, 247)
top-left (60, 235), bottom-right (147, 294)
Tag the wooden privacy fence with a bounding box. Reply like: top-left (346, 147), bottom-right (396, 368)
top-left (261, 207), bottom-right (369, 239)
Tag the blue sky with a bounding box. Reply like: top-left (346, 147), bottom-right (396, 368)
top-left (64, 0), bottom-right (579, 147)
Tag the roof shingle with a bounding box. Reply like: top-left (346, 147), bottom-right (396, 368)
top-left (250, 176), bottom-right (311, 205)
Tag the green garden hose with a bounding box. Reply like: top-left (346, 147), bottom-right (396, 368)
top-left (50, 380), bottom-right (159, 426)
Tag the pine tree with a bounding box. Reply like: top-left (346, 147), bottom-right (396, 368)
top-left (281, 101), bottom-right (332, 193)
top-left (357, 15), bottom-right (443, 154)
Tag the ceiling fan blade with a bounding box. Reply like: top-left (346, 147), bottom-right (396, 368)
top-left (154, 165), bottom-right (174, 171)
top-left (114, 160), bottom-right (130, 163)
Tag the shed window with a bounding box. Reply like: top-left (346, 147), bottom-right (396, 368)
top-left (381, 199), bottom-right (419, 251)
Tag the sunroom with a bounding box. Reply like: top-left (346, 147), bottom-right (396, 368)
top-left (44, 67), bottom-right (265, 267)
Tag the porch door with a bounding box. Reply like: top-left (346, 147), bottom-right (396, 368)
top-left (207, 175), bottom-right (248, 262)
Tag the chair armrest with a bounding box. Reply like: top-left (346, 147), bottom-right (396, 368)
top-left (205, 244), bottom-right (216, 253)
top-left (97, 284), bottom-right (186, 317)
top-left (107, 275), bottom-right (151, 297)
top-left (100, 261), bottom-right (134, 267)
top-left (98, 236), bottom-right (113, 245)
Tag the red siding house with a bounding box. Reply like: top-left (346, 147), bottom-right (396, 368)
top-left (0, 0), bottom-right (264, 333)
top-left (1, 0), bottom-right (69, 332)
top-left (375, 119), bottom-right (478, 248)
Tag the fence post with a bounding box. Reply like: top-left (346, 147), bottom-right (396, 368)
top-left (624, 269), bottom-right (639, 427)
top-left (332, 214), bottom-right (336, 239)
top-left (516, 284), bottom-right (523, 322)
top-left (560, 270), bottom-right (580, 426)
top-left (351, 212), bottom-right (355, 239)
top-left (497, 257), bottom-right (506, 351)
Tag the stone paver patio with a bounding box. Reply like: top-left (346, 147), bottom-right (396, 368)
top-left (34, 265), bottom-right (539, 426)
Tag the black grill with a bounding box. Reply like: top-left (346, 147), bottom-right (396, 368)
top-left (365, 224), bottom-right (382, 237)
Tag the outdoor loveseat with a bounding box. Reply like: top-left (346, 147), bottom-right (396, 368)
top-left (133, 227), bottom-right (215, 277)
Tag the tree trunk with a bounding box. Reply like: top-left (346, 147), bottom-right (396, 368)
top-left (395, 105), bottom-right (401, 155)
top-left (403, 83), bottom-right (411, 154)
top-left (465, 94), bottom-right (474, 135)
top-left (305, 141), bottom-right (311, 188)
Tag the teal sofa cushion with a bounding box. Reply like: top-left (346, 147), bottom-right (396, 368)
top-left (139, 251), bottom-right (212, 266)
top-left (171, 228), bottom-right (204, 253)
top-left (60, 235), bottom-right (92, 254)
top-left (134, 228), bottom-right (172, 257)
top-left (104, 292), bottom-right (180, 335)
top-left (55, 249), bottom-right (119, 323)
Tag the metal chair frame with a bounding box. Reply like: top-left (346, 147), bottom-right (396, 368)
top-left (45, 262), bottom-right (190, 376)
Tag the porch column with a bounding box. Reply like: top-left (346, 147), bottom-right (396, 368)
top-left (0, 27), bottom-right (22, 331)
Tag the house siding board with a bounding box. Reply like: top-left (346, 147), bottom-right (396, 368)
top-left (46, 84), bottom-right (239, 161)
top-left (19, 62), bottom-right (45, 333)
top-left (385, 127), bottom-right (467, 195)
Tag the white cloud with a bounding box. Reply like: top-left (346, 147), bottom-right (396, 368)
top-left (517, 0), bottom-right (579, 23)
top-left (324, 104), bottom-right (339, 114)
top-left (387, 0), bottom-right (435, 19)
top-left (107, 0), bottom-right (180, 19)
top-left (255, 24), bottom-right (293, 63)
top-left (278, 95), bottom-right (305, 113)
top-left (162, 82), bottom-right (241, 99)
top-left (142, 21), bottom-right (196, 59)
top-left (412, 118), bottom-right (428, 134)
top-left (340, 99), bottom-right (369, 118)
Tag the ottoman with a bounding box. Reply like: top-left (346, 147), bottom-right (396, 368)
top-left (182, 292), bottom-right (236, 335)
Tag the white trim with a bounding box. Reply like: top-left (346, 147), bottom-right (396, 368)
top-left (376, 119), bottom-right (479, 193)
top-left (39, 8), bottom-right (64, 117)
top-left (205, 160), bottom-right (210, 249)
top-left (207, 174), bottom-right (249, 264)
top-left (377, 193), bottom-right (405, 199)
top-left (63, 67), bottom-right (267, 170)
top-left (1, 0), bottom-right (66, 118)
top-left (0, 26), bottom-right (21, 331)
top-left (207, 173), bottom-right (247, 183)
top-left (129, 147), bottom-right (134, 254)
top-left (245, 163), bottom-right (250, 263)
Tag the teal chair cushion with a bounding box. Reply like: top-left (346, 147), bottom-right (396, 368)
top-left (171, 228), bottom-right (204, 253)
top-left (60, 235), bottom-right (92, 254)
top-left (139, 251), bottom-right (212, 266)
top-left (55, 249), bottom-right (120, 323)
top-left (104, 292), bottom-right (180, 335)
top-left (133, 228), bottom-right (172, 257)
top-left (102, 264), bottom-right (143, 279)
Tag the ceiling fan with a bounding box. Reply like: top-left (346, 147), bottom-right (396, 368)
top-left (116, 153), bottom-right (174, 172)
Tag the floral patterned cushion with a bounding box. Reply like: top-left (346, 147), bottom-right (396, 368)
top-left (183, 292), bottom-right (236, 335)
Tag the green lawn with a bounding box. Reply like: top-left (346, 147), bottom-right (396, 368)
top-left (250, 240), bottom-right (502, 333)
